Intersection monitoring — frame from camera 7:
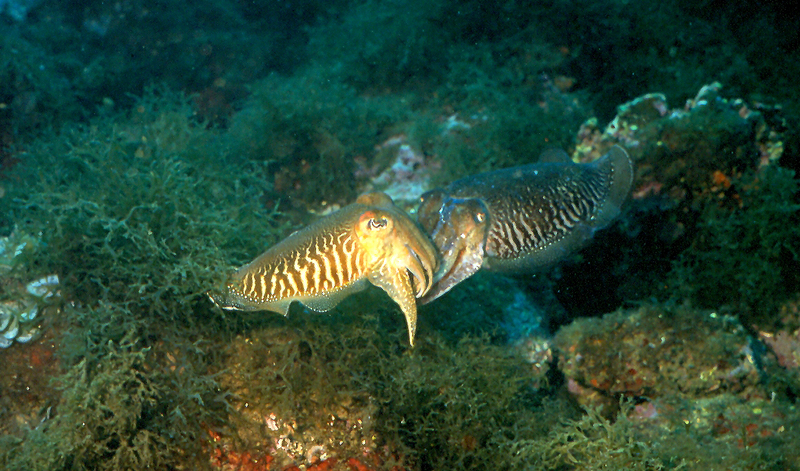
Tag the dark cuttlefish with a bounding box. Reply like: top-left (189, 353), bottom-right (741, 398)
top-left (210, 192), bottom-right (438, 346)
top-left (417, 145), bottom-right (633, 303)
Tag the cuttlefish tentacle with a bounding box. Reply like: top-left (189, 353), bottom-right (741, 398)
top-left (368, 262), bottom-right (419, 343)
top-left (210, 191), bottom-right (438, 346)
top-left (418, 194), bottom-right (489, 302)
top-left (354, 192), bottom-right (438, 298)
top-left (418, 145), bottom-right (633, 304)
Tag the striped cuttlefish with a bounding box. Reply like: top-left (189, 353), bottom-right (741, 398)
top-left (209, 192), bottom-right (438, 346)
top-left (416, 145), bottom-right (633, 303)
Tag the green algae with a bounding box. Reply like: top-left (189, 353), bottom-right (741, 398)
top-left (0, 327), bottom-right (231, 470)
top-left (510, 393), bottom-right (800, 471)
top-left (225, 69), bottom-right (415, 211)
top-left (668, 165), bottom-right (800, 327)
top-left (2, 88), bottom-right (287, 316)
top-left (0, 89), bottom-right (287, 469)
top-left (510, 402), bottom-right (671, 471)
top-left (215, 308), bottom-right (573, 470)
top-left (2, 333), bottom-right (175, 470)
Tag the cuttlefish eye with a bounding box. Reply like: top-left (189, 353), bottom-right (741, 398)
top-left (445, 198), bottom-right (488, 231)
top-left (358, 210), bottom-right (393, 233)
top-left (463, 199), bottom-right (487, 224)
top-left (369, 217), bottom-right (388, 230)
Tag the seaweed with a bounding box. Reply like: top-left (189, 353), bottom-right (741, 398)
top-left (307, 0), bottom-right (451, 91)
top-left (225, 69), bottom-right (415, 211)
top-left (216, 310), bottom-right (569, 470)
top-left (303, 0), bottom-right (586, 188)
top-left (0, 327), bottom-right (231, 470)
top-left (0, 29), bottom-right (85, 141)
top-left (369, 334), bottom-right (545, 470)
top-left (0, 89), bottom-right (287, 469)
top-left (509, 394), bottom-right (800, 471)
top-left (668, 165), bottom-right (800, 327)
top-left (2, 88), bottom-right (286, 320)
top-left (1, 332), bottom-right (174, 470)
top-left (511, 403), bottom-right (669, 471)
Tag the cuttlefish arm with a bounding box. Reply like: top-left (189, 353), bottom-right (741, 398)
top-left (417, 145), bottom-right (633, 303)
top-left (417, 191), bottom-right (489, 304)
top-left (209, 191), bottom-right (438, 346)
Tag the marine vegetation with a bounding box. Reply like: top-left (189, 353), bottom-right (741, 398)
top-left (0, 89), bottom-right (288, 469)
top-left (224, 69), bottom-right (418, 212)
top-left (213, 314), bottom-right (578, 470)
top-left (0, 87), bottom-right (582, 471)
top-left (668, 165), bottom-right (800, 327)
top-left (509, 403), bottom-right (669, 470)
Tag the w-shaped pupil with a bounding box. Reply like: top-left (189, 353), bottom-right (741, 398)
top-left (369, 217), bottom-right (388, 229)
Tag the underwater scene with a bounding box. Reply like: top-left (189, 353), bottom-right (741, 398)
top-left (1, 0), bottom-right (800, 469)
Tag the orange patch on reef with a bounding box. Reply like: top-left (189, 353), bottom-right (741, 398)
top-left (712, 170), bottom-right (732, 189)
top-left (308, 458), bottom-right (338, 471)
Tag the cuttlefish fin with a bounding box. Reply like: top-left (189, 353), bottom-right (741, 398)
top-left (209, 290), bottom-right (294, 315)
top-left (538, 147), bottom-right (572, 164)
top-left (369, 264), bottom-right (418, 346)
top-left (298, 278), bottom-right (369, 312)
top-left (262, 299), bottom-right (294, 316)
top-left (587, 145), bottom-right (633, 228)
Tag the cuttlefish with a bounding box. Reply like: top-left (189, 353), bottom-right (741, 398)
top-left (210, 192), bottom-right (438, 346)
top-left (417, 145), bottom-right (633, 303)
